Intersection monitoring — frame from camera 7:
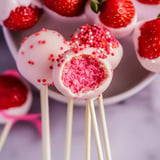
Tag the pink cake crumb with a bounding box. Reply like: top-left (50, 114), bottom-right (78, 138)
top-left (61, 54), bottom-right (108, 94)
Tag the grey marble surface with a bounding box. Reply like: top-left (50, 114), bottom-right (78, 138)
top-left (1, 25), bottom-right (160, 160)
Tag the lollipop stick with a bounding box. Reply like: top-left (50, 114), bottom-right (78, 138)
top-left (88, 100), bottom-right (104, 160)
top-left (65, 99), bottom-right (74, 160)
top-left (98, 94), bottom-right (112, 160)
top-left (40, 86), bottom-right (51, 160)
top-left (85, 101), bottom-right (91, 160)
top-left (0, 122), bottom-right (12, 151)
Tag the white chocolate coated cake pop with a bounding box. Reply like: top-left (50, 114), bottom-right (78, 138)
top-left (52, 47), bottom-right (113, 100)
top-left (71, 24), bottom-right (123, 69)
top-left (17, 29), bottom-right (70, 87)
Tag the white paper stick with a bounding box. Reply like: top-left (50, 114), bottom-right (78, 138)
top-left (88, 100), bottom-right (104, 160)
top-left (40, 86), bottom-right (51, 160)
top-left (0, 122), bottom-right (12, 151)
top-left (98, 94), bottom-right (112, 160)
top-left (85, 101), bottom-right (91, 160)
top-left (65, 99), bottom-right (74, 160)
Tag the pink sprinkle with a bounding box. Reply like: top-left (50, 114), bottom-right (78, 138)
top-left (43, 79), bottom-right (46, 83)
top-left (38, 40), bottom-right (46, 44)
top-left (35, 32), bottom-right (40, 36)
top-left (42, 40), bottom-right (46, 44)
top-left (49, 66), bottom-right (53, 70)
top-left (20, 37), bottom-right (28, 46)
top-left (28, 61), bottom-right (34, 65)
top-left (30, 45), bottom-right (34, 49)
top-left (41, 28), bottom-right (48, 32)
top-left (60, 46), bottom-right (63, 50)
top-left (111, 53), bottom-right (114, 56)
top-left (58, 63), bottom-right (61, 67)
top-left (21, 51), bottom-right (24, 55)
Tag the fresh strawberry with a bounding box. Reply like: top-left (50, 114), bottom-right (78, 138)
top-left (137, 0), bottom-right (160, 4)
top-left (138, 15), bottom-right (160, 59)
top-left (3, 5), bottom-right (42, 31)
top-left (0, 74), bottom-right (28, 110)
top-left (44, 0), bottom-right (86, 17)
top-left (91, 0), bottom-right (135, 28)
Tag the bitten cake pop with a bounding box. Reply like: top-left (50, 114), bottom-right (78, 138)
top-left (17, 28), bottom-right (70, 87)
top-left (53, 47), bottom-right (113, 100)
top-left (71, 24), bottom-right (123, 69)
top-left (133, 15), bottom-right (160, 72)
top-left (85, 0), bottom-right (137, 38)
top-left (43, 0), bottom-right (86, 17)
top-left (0, 0), bottom-right (42, 31)
top-left (52, 47), bottom-right (113, 160)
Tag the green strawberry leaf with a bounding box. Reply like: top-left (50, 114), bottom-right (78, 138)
top-left (90, 1), bottom-right (99, 13)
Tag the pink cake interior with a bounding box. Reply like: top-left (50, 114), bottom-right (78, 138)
top-left (61, 54), bottom-right (108, 94)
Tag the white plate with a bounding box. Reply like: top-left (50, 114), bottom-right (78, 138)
top-left (2, 1), bottom-right (159, 106)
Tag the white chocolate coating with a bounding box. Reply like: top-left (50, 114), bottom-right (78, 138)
top-left (17, 29), bottom-right (70, 87)
top-left (52, 48), bottom-right (113, 100)
top-left (109, 44), bottom-right (123, 69)
top-left (133, 21), bottom-right (160, 73)
top-left (0, 70), bottom-right (32, 124)
top-left (85, 0), bottom-right (137, 38)
top-left (0, 0), bottom-right (42, 23)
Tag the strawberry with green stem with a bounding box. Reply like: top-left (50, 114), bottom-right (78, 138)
top-left (85, 0), bottom-right (137, 38)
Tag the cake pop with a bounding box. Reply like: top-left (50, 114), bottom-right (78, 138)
top-left (71, 24), bottom-right (123, 69)
top-left (53, 47), bottom-right (113, 100)
top-left (52, 47), bottom-right (113, 160)
top-left (17, 28), bottom-right (70, 160)
top-left (17, 28), bottom-right (70, 87)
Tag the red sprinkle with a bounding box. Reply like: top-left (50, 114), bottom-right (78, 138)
top-left (28, 61), bottom-right (34, 65)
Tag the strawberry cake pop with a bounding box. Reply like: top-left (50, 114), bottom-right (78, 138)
top-left (0, 0), bottom-right (42, 31)
top-left (52, 47), bottom-right (113, 100)
top-left (133, 15), bottom-right (160, 72)
top-left (17, 28), bottom-right (70, 87)
top-left (43, 0), bottom-right (86, 17)
top-left (0, 70), bottom-right (32, 124)
top-left (71, 24), bottom-right (123, 69)
top-left (85, 0), bottom-right (137, 38)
